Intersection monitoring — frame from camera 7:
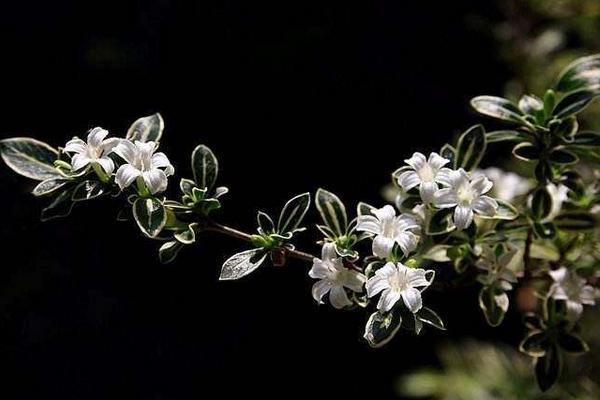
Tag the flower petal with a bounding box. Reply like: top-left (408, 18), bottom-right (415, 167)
top-left (344, 271), bottom-right (367, 293)
top-left (87, 127), bottom-right (109, 148)
top-left (311, 280), bottom-right (331, 304)
top-left (395, 231), bottom-right (419, 256)
top-left (64, 138), bottom-right (87, 154)
top-left (580, 285), bottom-right (596, 305)
top-left (329, 286), bottom-right (352, 309)
top-left (398, 171), bottom-right (420, 191)
top-left (152, 152), bottom-right (175, 176)
top-left (372, 235), bottom-right (395, 258)
top-left (433, 188), bottom-right (458, 208)
top-left (471, 174), bottom-right (494, 195)
top-left (549, 267), bottom-right (568, 284)
top-left (419, 181), bottom-right (438, 203)
top-left (404, 152), bottom-right (426, 171)
top-left (408, 268), bottom-right (433, 288)
top-left (308, 260), bottom-right (330, 279)
top-left (435, 167), bottom-right (453, 187)
top-left (71, 154), bottom-right (91, 171)
top-left (373, 205), bottom-right (396, 222)
top-left (143, 169), bottom-right (168, 194)
top-left (472, 196), bottom-right (498, 216)
top-left (366, 275), bottom-right (389, 298)
top-left (356, 215), bottom-right (381, 235)
top-left (101, 138), bottom-right (120, 154)
top-left (94, 157), bottom-right (115, 175)
top-left (114, 140), bottom-right (138, 164)
top-left (401, 287), bottom-right (423, 313)
top-left (115, 164), bottom-right (141, 190)
top-left (453, 205), bottom-right (473, 230)
top-left (566, 300), bottom-right (583, 320)
top-left (395, 214), bottom-right (420, 232)
top-left (377, 288), bottom-right (400, 312)
top-left (428, 152), bottom-right (450, 170)
top-left (321, 242), bottom-right (338, 261)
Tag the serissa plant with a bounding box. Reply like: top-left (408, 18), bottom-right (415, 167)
top-left (3, 55), bottom-right (600, 392)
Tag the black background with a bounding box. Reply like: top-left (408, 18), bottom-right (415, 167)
top-left (0, 1), bottom-right (519, 398)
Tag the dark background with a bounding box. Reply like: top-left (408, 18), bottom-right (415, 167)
top-left (0, 1), bottom-right (517, 398)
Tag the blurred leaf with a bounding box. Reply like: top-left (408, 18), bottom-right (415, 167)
top-left (486, 130), bottom-right (528, 143)
top-left (531, 187), bottom-right (553, 220)
top-left (549, 148), bottom-right (578, 165)
top-left (558, 333), bottom-right (589, 354)
top-left (554, 212), bottom-right (596, 231)
top-left (556, 54), bottom-right (600, 92)
top-left (479, 286), bottom-right (507, 327)
top-left (535, 345), bottom-right (562, 392)
top-left (553, 87), bottom-right (600, 119)
top-left (512, 142), bottom-right (539, 161)
top-left (519, 331), bottom-right (548, 357)
top-left (471, 96), bottom-right (527, 125)
top-left (455, 124), bottom-right (487, 171)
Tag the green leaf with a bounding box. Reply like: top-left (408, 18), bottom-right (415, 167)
top-left (219, 248), bottom-right (268, 280)
top-left (257, 211), bottom-right (275, 235)
top-left (530, 241), bottom-right (560, 261)
top-left (558, 333), bottom-right (589, 353)
top-left (277, 192), bottom-right (311, 234)
top-left (159, 241), bottom-right (183, 264)
top-left (512, 142), bottom-right (539, 161)
top-left (315, 188), bottom-right (348, 237)
top-left (363, 310), bottom-right (402, 348)
top-left (535, 345), bottom-right (562, 392)
top-left (518, 94), bottom-right (544, 114)
top-left (485, 130), bottom-right (528, 143)
top-left (554, 212), bottom-right (596, 231)
top-left (519, 331), bottom-right (549, 357)
top-left (126, 113), bottom-right (164, 143)
top-left (32, 178), bottom-right (70, 197)
top-left (41, 188), bottom-right (75, 221)
top-left (191, 144), bottom-right (218, 191)
top-left (479, 286), bottom-right (507, 327)
top-left (71, 180), bottom-right (105, 202)
top-left (427, 209), bottom-right (455, 235)
top-left (549, 148), bottom-right (578, 165)
top-left (533, 222), bottom-right (557, 239)
top-left (0, 137), bottom-right (61, 180)
top-left (553, 87), bottom-right (600, 119)
top-left (416, 307), bottom-right (446, 330)
top-left (556, 54), bottom-right (600, 92)
top-left (551, 117), bottom-right (578, 138)
top-left (133, 197), bottom-right (167, 238)
top-left (570, 131), bottom-right (600, 146)
top-left (439, 144), bottom-right (456, 168)
top-left (455, 124), bottom-right (486, 171)
top-left (470, 96), bottom-right (527, 124)
top-left (179, 178), bottom-right (195, 196)
top-left (531, 187), bottom-right (553, 220)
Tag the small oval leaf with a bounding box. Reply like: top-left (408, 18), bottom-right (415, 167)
top-left (133, 197), bottom-right (167, 238)
top-left (363, 310), bottom-right (402, 348)
top-left (191, 144), bottom-right (218, 191)
top-left (126, 113), bottom-right (164, 143)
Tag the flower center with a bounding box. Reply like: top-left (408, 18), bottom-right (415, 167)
top-left (456, 182), bottom-right (476, 205)
top-left (87, 145), bottom-right (103, 160)
top-left (388, 270), bottom-right (409, 293)
top-left (417, 163), bottom-right (435, 182)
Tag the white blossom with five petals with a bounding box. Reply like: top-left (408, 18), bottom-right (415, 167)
top-left (366, 262), bottom-right (434, 313)
top-left (433, 168), bottom-right (498, 230)
top-left (356, 205), bottom-right (420, 258)
top-left (549, 267), bottom-right (596, 320)
top-left (308, 243), bottom-right (366, 309)
top-left (114, 140), bottom-right (174, 194)
top-left (63, 127), bottom-right (119, 174)
top-left (396, 152), bottom-right (452, 203)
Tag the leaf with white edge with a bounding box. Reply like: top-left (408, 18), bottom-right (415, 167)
top-left (277, 192), bottom-right (310, 234)
top-left (519, 331), bottom-right (548, 357)
top-left (219, 248), bottom-right (268, 280)
top-left (315, 188), bottom-right (348, 237)
top-left (486, 130), bottom-right (529, 143)
top-left (214, 186), bottom-right (229, 198)
top-left (41, 189), bottom-right (75, 221)
top-left (556, 54), bottom-right (600, 92)
top-left (479, 286), bottom-right (507, 327)
top-left (427, 209), bottom-right (455, 235)
top-left (32, 178), bottom-right (70, 197)
top-left (422, 245), bottom-right (451, 262)
top-left (0, 137), bottom-right (61, 180)
top-left (71, 180), bottom-right (105, 202)
top-left (364, 310), bottom-right (402, 348)
top-left (440, 144), bottom-right (456, 168)
top-left (455, 124), bottom-right (487, 171)
top-left (416, 307), bottom-right (446, 330)
top-left (478, 199), bottom-right (519, 221)
top-left (191, 144), bottom-right (218, 191)
top-left (470, 96), bottom-right (528, 125)
top-left (257, 211), bottom-right (274, 234)
top-left (512, 142), bottom-right (539, 161)
top-left (180, 178), bottom-right (195, 196)
top-left (530, 242), bottom-right (560, 261)
top-left (133, 197), bottom-right (167, 238)
top-left (535, 345), bottom-right (562, 392)
top-left (174, 223), bottom-right (196, 244)
top-left (554, 212), bottom-right (596, 231)
top-left (552, 87), bottom-right (600, 119)
top-left (357, 201), bottom-right (376, 216)
top-left (159, 241), bottom-right (183, 264)
top-left (126, 113), bottom-right (164, 143)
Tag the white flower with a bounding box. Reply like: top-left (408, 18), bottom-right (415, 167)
top-left (63, 127), bottom-right (119, 174)
top-left (356, 205), bottom-right (420, 258)
top-left (114, 140), bottom-right (174, 194)
top-left (308, 243), bottom-right (366, 309)
top-left (366, 262), bottom-right (434, 313)
top-left (549, 267), bottom-right (596, 320)
top-left (397, 152), bottom-right (451, 203)
top-left (481, 167), bottom-right (532, 202)
top-left (433, 169), bottom-right (498, 230)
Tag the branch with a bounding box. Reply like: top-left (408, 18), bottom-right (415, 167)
top-left (206, 222), bottom-right (316, 263)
